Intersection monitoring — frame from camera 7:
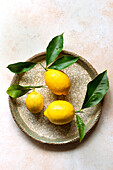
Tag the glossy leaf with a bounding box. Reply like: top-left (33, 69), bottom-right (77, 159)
top-left (76, 115), bottom-right (86, 142)
top-left (7, 84), bottom-right (46, 98)
top-left (82, 70), bottom-right (109, 109)
top-left (7, 62), bottom-right (37, 74)
top-left (46, 33), bottom-right (63, 66)
top-left (7, 84), bottom-right (31, 98)
top-left (48, 55), bottom-right (79, 70)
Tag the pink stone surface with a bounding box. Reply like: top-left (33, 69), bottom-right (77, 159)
top-left (0, 0), bottom-right (113, 169)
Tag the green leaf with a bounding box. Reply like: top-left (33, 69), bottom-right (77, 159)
top-left (48, 55), bottom-right (79, 70)
top-left (6, 84), bottom-right (31, 98)
top-left (46, 33), bottom-right (64, 66)
top-left (7, 62), bottom-right (37, 74)
top-left (7, 84), bottom-right (46, 98)
top-left (76, 115), bottom-right (86, 142)
top-left (82, 70), bottom-right (109, 109)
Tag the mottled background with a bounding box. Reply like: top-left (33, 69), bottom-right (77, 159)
top-left (0, 0), bottom-right (113, 169)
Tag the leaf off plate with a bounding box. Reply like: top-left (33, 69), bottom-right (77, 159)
top-left (46, 33), bottom-right (63, 66)
top-left (7, 62), bottom-right (37, 74)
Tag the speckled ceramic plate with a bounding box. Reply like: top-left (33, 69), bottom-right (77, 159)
top-left (9, 50), bottom-right (101, 144)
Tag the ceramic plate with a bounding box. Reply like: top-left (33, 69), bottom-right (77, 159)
top-left (9, 50), bottom-right (101, 144)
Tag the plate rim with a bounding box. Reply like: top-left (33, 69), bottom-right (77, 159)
top-left (9, 50), bottom-right (102, 145)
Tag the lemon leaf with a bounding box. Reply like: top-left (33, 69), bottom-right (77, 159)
top-left (46, 33), bottom-right (63, 66)
top-left (7, 84), bottom-right (31, 98)
top-left (82, 70), bottom-right (109, 109)
top-left (6, 84), bottom-right (45, 98)
top-left (7, 62), bottom-right (37, 74)
top-left (48, 55), bottom-right (79, 70)
top-left (76, 115), bottom-right (86, 142)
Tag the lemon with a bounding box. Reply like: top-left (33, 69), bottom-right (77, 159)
top-left (44, 100), bottom-right (75, 125)
top-left (26, 91), bottom-right (44, 113)
top-left (44, 69), bottom-right (71, 95)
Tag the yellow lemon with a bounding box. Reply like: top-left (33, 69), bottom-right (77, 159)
top-left (44, 100), bottom-right (75, 125)
top-left (44, 69), bottom-right (71, 95)
top-left (26, 91), bottom-right (44, 113)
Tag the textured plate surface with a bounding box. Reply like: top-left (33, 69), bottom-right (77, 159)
top-left (9, 50), bottom-right (101, 144)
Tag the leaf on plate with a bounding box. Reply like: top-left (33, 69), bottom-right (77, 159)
top-left (76, 115), bottom-right (86, 142)
top-left (46, 33), bottom-right (64, 66)
top-left (7, 84), bottom-right (31, 98)
top-left (82, 70), bottom-right (109, 109)
top-left (7, 62), bottom-right (37, 74)
top-left (48, 55), bottom-right (79, 70)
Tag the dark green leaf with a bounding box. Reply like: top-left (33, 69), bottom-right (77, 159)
top-left (6, 84), bottom-right (31, 98)
top-left (7, 62), bottom-right (37, 74)
top-left (82, 70), bottom-right (109, 109)
top-left (76, 115), bottom-right (86, 142)
top-left (48, 55), bottom-right (79, 70)
top-left (46, 33), bottom-right (64, 66)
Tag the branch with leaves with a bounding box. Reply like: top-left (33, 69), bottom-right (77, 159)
top-left (6, 33), bottom-right (109, 142)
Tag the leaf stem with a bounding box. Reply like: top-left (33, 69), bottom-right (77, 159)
top-left (38, 62), bottom-right (47, 71)
top-left (33, 88), bottom-right (35, 92)
top-left (23, 85), bottom-right (47, 88)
